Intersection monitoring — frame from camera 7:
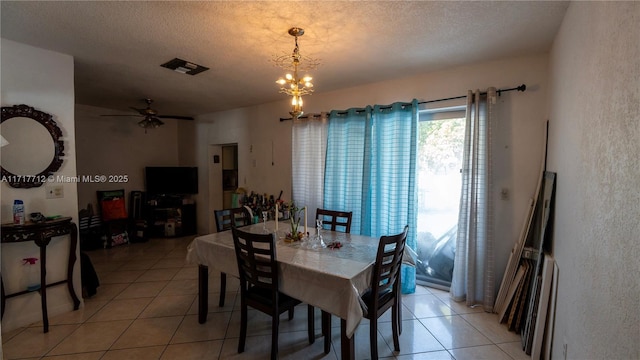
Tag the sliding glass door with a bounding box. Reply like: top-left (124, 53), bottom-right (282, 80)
top-left (416, 106), bottom-right (466, 289)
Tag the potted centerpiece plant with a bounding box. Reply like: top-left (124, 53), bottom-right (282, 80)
top-left (284, 201), bottom-right (305, 242)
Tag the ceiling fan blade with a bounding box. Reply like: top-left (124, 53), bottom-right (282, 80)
top-left (100, 114), bottom-right (143, 117)
top-left (156, 115), bottom-right (194, 120)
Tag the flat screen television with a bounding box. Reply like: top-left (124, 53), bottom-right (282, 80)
top-left (145, 167), bottom-right (198, 195)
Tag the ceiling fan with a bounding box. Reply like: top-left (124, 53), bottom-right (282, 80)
top-left (101, 99), bottom-right (194, 131)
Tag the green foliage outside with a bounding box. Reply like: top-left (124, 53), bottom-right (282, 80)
top-left (418, 118), bottom-right (466, 175)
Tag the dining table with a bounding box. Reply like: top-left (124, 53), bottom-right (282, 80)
top-left (186, 220), bottom-right (409, 359)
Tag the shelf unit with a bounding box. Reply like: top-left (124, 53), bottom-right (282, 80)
top-left (147, 195), bottom-right (196, 237)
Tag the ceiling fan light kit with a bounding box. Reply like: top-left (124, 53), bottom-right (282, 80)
top-left (138, 117), bottom-right (163, 129)
top-left (274, 27), bottom-right (319, 118)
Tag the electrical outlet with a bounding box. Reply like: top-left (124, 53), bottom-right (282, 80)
top-left (45, 185), bottom-right (64, 199)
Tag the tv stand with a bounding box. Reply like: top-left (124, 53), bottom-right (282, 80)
top-left (147, 195), bottom-right (196, 238)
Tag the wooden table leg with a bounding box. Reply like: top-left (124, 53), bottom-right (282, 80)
top-left (219, 272), bottom-right (226, 307)
top-left (307, 305), bottom-right (315, 344)
top-left (322, 310), bottom-right (331, 354)
top-left (340, 318), bottom-right (354, 360)
top-left (67, 223), bottom-right (81, 310)
top-left (1, 277), bottom-right (5, 318)
top-left (198, 265), bottom-right (209, 324)
top-left (39, 243), bottom-right (49, 333)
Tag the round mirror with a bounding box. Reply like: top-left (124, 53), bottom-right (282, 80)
top-left (1, 105), bottom-right (64, 188)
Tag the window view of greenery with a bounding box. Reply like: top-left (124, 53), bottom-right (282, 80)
top-left (416, 116), bottom-right (466, 288)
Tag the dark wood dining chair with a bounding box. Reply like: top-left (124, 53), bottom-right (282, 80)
top-left (362, 225), bottom-right (408, 359)
top-left (213, 207), bottom-right (251, 307)
top-left (316, 208), bottom-right (352, 233)
top-left (214, 207), bottom-right (251, 232)
top-left (231, 227), bottom-right (306, 360)
top-left (311, 208), bottom-right (353, 352)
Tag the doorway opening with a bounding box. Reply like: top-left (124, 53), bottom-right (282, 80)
top-left (221, 144), bottom-right (238, 208)
top-left (207, 143), bottom-right (238, 233)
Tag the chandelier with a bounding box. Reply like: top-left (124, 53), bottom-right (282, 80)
top-left (274, 27), bottom-right (320, 118)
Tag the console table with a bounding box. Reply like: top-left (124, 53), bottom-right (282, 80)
top-left (1, 217), bottom-right (81, 333)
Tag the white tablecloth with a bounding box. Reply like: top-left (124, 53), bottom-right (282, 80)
top-left (186, 221), bottom-right (380, 337)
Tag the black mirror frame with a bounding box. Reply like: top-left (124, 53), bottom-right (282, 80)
top-left (1, 104), bottom-right (65, 188)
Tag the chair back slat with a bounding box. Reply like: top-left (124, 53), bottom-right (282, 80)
top-left (215, 207), bottom-right (251, 232)
top-left (315, 208), bottom-right (353, 233)
top-left (372, 225), bottom-right (408, 297)
top-left (232, 227), bottom-right (279, 291)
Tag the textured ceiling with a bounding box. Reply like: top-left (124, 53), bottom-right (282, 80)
top-left (1, 1), bottom-right (568, 118)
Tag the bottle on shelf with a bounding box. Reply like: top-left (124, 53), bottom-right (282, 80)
top-left (13, 200), bottom-right (25, 225)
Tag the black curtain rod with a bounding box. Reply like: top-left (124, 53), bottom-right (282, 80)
top-left (418, 83), bottom-right (527, 105)
top-left (280, 84), bottom-right (527, 121)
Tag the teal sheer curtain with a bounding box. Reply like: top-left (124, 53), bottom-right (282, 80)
top-left (324, 100), bottom-right (418, 293)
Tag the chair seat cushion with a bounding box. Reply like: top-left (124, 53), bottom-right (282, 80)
top-left (246, 286), bottom-right (300, 309)
top-left (361, 288), bottom-right (394, 309)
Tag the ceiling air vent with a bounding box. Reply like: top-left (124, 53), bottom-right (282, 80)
top-left (161, 58), bottom-right (209, 75)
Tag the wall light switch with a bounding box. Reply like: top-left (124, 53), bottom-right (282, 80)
top-left (45, 185), bottom-right (64, 199)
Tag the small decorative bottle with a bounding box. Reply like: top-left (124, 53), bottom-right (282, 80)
top-left (23, 257), bottom-right (40, 291)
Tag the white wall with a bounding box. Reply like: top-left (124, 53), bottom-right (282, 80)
top-left (193, 108), bottom-right (253, 233)
top-left (75, 104), bottom-right (180, 212)
top-left (0, 38), bottom-right (81, 331)
top-left (194, 54), bottom-right (550, 298)
top-left (547, 2), bottom-right (639, 359)
top-left (177, 120), bottom-right (197, 167)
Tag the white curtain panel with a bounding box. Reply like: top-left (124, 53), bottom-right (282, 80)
top-left (451, 88), bottom-right (496, 311)
top-left (291, 113), bottom-right (328, 226)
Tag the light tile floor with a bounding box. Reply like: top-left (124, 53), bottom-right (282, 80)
top-left (1, 236), bottom-right (529, 359)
